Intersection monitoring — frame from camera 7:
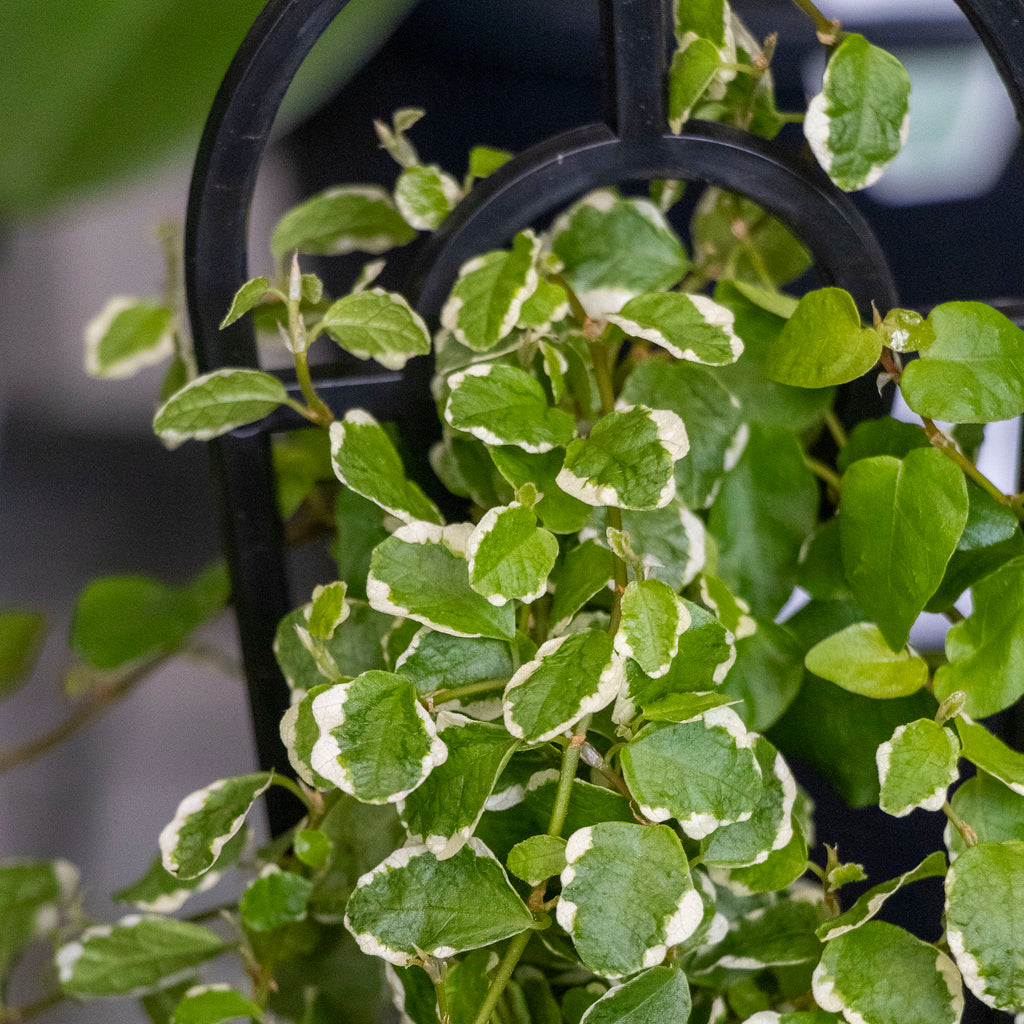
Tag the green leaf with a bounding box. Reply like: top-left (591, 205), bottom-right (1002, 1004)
top-left (344, 840), bottom-right (534, 966)
top-left (0, 859), bottom-right (77, 979)
top-left (398, 712), bottom-right (518, 859)
top-left (294, 829), bottom-right (333, 870)
top-left (946, 772), bottom-right (1024, 860)
top-left (273, 428), bottom-right (332, 520)
top-left (507, 835), bottom-right (568, 887)
top-left (620, 501), bottom-right (708, 591)
top-left (945, 841), bottom-right (1024, 1012)
top-left (548, 540), bottom-right (616, 630)
top-left (84, 298), bottom-right (175, 379)
top-left (955, 716), bottom-right (1024, 796)
top-left (440, 231), bottom-right (541, 351)
top-left (765, 288), bottom-right (880, 388)
top-left (467, 501), bottom-right (559, 606)
top-left (673, 0), bottom-right (729, 47)
top-left (608, 292), bottom-right (743, 365)
top-left (503, 630), bottom-right (622, 744)
top-left (615, 579), bottom-right (690, 678)
top-left (813, 920), bottom-right (962, 1024)
top-left (817, 851), bottom-right (947, 943)
top-left (840, 448), bottom-right (969, 650)
top-left (319, 289), bottom-right (431, 371)
top-left (708, 899), bottom-right (824, 969)
top-left (239, 869), bottom-right (314, 932)
top-left (621, 707), bottom-right (762, 838)
top-left (804, 34), bottom-right (911, 191)
top-left (720, 620), bottom-right (804, 732)
top-left (169, 985), bottom-right (264, 1024)
top-left (159, 772), bottom-right (272, 880)
top-left (836, 416), bottom-right (930, 474)
top-left (219, 277), bottom-right (272, 329)
top-left (557, 822), bottom-right (703, 978)
top-left (805, 623), bottom-right (929, 699)
top-left (669, 39), bottom-right (722, 131)
top-left (729, 818), bottom-right (810, 895)
top-left (394, 164), bottom-right (460, 230)
top-left (878, 307), bottom-right (936, 353)
top-left (580, 966), bottom-right (691, 1024)
top-left (333, 491), bottom-right (391, 601)
top-left (521, 281), bottom-right (570, 332)
top-left (71, 565), bottom-right (228, 671)
top-left (901, 302), bottom-right (1024, 423)
top-left (709, 424), bottom-right (818, 619)
top-left (308, 670), bottom-right (447, 804)
top-left (934, 556), bottom-right (1024, 717)
top-left (394, 629), bottom-right (514, 700)
top-left (329, 411), bottom-right (442, 526)
top-left (877, 719), bottom-right (960, 817)
top-left (445, 363), bottom-right (576, 454)
top-left (272, 185), bottom-right (416, 258)
top-left (307, 581), bottom-right (349, 641)
top-left (447, 950), bottom-right (499, 1024)
top-left (489, 446), bottom-right (592, 535)
top-left (558, 406), bottom-right (689, 511)
top-left (621, 358), bottom-right (746, 510)
top-left (639, 691), bottom-right (740, 722)
top-left (550, 190), bottom-right (689, 315)
top-left (0, 610), bottom-right (45, 699)
top-left (56, 916), bottom-right (226, 997)
top-left (368, 522), bottom-right (516, 640)
top-left (153, 368), bottom-right (289, 448)
top-left (468, 145), bottom-right (513, 179)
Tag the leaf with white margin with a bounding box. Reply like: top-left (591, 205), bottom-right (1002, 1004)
top-left (700, 574), bottom-right (757, 640)
top-left (398, 712), bottom-right (519, 859)
top-left (385, 962), bottom-right (442, 1024)
top-left (641, 691), bottom-right (741, 722)
top-left (394, 164), bottom-right (461, 230)
top-left (490, 445), bottom-right (592, 535)
top-left (507, 835), bottom-right (568, 887)
top-left (813, 920), bottom-right (963, 1024)
top-left (615, 579), bottom-right (691, 678)
top-left (446, 363), bottom-right (576, 455)
top-left (549, 189), bottom-right (690, 317)
top-left (548, 540), bottom-right (617, 631)
top-left (701, 736), bottom-right (796, 868)
top-left (706, 899), bottom-right (824, 971)
top-left (153, 368), bottom-right (289, 448)
top-left (540, 339), bottom-right (570, 405)
top-left (619, 500), bottom-right (707, 590)
top-left (84, 298), bottom-right (174, 379)
top-left (159, 773), bottom-right (272, 880)
top-left (467, 501), bottom-right (559, 606)
top-left (56, 915), bottom-right (225, 997)
top-left (728, 817), bottom-right (810, 895)
top-left (621, 706), bottom-right (762, 838)
top-left (367, 522), bottom-right (516, 640)
top-left (945, 771), bottom-right (1024, 860)
top-left (955, 716), bottom-right (1024, 795)
top-left (503, 630), bottom-right (623, 744)
top-left (816, 850), bottom-right (947, 943)
top-left (521, 280), bottom-right (570, 332)
top-left (580, 965), bottom-right (691, 1024)
top-left (309, 670), bottom-right (448, 804)
top-left (669, 38), bottom-right (723, 131)
top-left (0, 859), bottom-right (79, 979)
top-left (319, 289), bottom-right (431, 371)
top-left (441, 231), bottom-right (541, 351)
top-left (608, 292), bottom-right (743, 366)
top-left (169, 984), bottom-right (263, 1024)
top-left (219, 277), bottom-right (271, 329)
top-left (558, 405), bottom-right (688, 511)
top-left (280, 682), bottom-right (335, 790)
top-left (805, 623), bottom-right (929, 699)
top-left (395, 628), bottom-right (516, 696)
top-left (742, 1013), bottom-right (841, 1023)
top-left (804, 33), bottom-right (910, 192)
top-left (877, 719), bottom-right (960, 817)
top-left (271, 184), bottom-right (416, 257)
top-left (308, 581), bottom-right (349, 640)
top-left (673, 0), bottom-right (731, 49)
top-left (344, 839), bottom-right (534, 965)
top-left (330, 411), bottom-right (442, 526)
top-left (239, 868), bottom-right (313, 932)
top-left (945, 840), bottom-right (1024, 1011)
top-left (557, 822), bottom-right (704, 978)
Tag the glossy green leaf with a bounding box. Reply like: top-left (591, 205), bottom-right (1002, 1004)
top-left (621, 501), bottom-right (708, 590)
top-left (945, 841), bottom-right (1024, 1012)
top-left (934, 556), bottom-right (1024, 717)
top-left (608, 292), bottom-right (743, 365)
top-left (84, 298), bottom-right (174, 379)
top-left (901, 302), bottom-right (1024, 423)
top-left (640, 691), bottom-right (740, 722)
top-left (440, 231), bottom-right (541, 351)
top-left (547, 540), bottom-right (616, 630)
top-left (239, 869), bottom-right (314, 932)
top-left (616, 579), bottom-right (690, 678)
top-left (557, 822), bottom-right (703, 978)
top-left (294, 829), bottom-right (333, 870)
top-left (319, 289), bottom-right (430, 371)
top-left (159, 772), bottom-right (271, 880)
top-left (308, 670), bottom-right (447, 804)
top-left (56, 916), bottom-right (226, 998)
top-left (622, 707), bottom-right (762, 837)
top-left (394, 164), bottom-right (460, 230)
top-left (946, 772), bottom-right (1024, 860)
top-left (878, 307), bottom-right (935, 353)
top-left (669, 39), bottom-right (722, 131)
top-left (877, 718), bottom-right (959, 817)
top-left (219, 277), bottom-right (271, 329)
top-left (503, 630), bottom-right (622, 743)
top-left (169, 984), bottom-right (263, 1024)
top-left (720, 620), bottom-right (804, 732)
top-left (0, 859), bottom-right (77, 979)
top-left (673, 0), bottom-right (729, 48)
top-left (840, 448), bottom-right (968, 650)
top-left (468, 145), bottom-right (513, 179)
top-left (344, 840), bottom-right (534, 966)
top-left (272, 185), bottom-right (416, 257)
top-left (0, 610), bottom-right (45, 699)
top-left (550, 189), bottom-right (689, 315)
top-left (445, 363), bottom-right (576, 454)
top-left (489, 446), bottom-right (592, 534)
top-left (467, 501), bottom-right (559, 606)
top-left (558, 406), bottom-right (688, 511)
top-left (394, 628), bottom-right (514, 699)
top-left (804, 34), bottom-right (911, 191)
top-left (805, 623), bottom-right (929, 699)
top-left (955, 716), bottom-right (1024, 796)
top-left (521, 280), bottom-right (570, 332)
top-left (836, 417), bottom-right (930, 473)
top-left (729, 817), bottom-right (810, 895)
top-left (153, 368), bottom-right (288, 448)
top-left (765, 288), bottom-right (880, 387)
top-left (507, 835), bottom-right (568, 887)
top-left (581, 966), bottom-right (691, 1024)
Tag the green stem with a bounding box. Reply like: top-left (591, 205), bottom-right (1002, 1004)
top-left (788, 0), bottom-right (841, 40)
top-left (548, 715), bottom-right (592, 838)
top-left (270, 773), bottom-right (314, 812)
top-left (0, 991), bottom-right (66, 1023)
top-left (549, 273), bottom-right (589, 327)
top-left (943, 801), bottom-right (978, 847)
top-left (431, 678), bottom-right (507, 704)
top-left (434, 965), bottom-right (451, 1024)
top-left (804, 456), bottom-right (842, 492)
top-left (292, 349), bottom-right (334, 427)
top-left (471, 931), bottom-right (533, 1024)
top-left (822, 408), bottom-right (848, 448)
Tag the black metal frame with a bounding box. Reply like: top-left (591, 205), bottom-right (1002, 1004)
top-left (185, 0), bottom-right (1024, 835)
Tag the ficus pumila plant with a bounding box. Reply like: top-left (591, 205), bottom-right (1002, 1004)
top-left (3, 2), bottom-right (1024, 1023)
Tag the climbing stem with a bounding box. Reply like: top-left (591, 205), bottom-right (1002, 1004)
top-left (471, 930), bottom-right (533, 1024)
top-left (788, 0), bottom-right (842, 42)
top-left (548, 715), bottom-right (592, 838)
top-left (943, 800), bottom-right (978, 848)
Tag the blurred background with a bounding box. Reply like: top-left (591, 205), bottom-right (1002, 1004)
top-left (1, 0), bottom-right (1021, 1020)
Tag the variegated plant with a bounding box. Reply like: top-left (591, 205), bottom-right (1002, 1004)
top-left (5, 3), bottom-right (1024, 1023)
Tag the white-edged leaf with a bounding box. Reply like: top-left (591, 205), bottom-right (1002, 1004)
top-left (615, 579), bottom-right (690, 678)
top-left (955, 716), bottom-right (1024, 795)
top-left (169, 984), bottom-right (263, 1024)
top-left (507, 835), bottom-right (568, 887)
top-left (669, 38), bottom-right (722, 131)
top-left (319, 288), bottom-right (430, 370)
top-left (580, 965), bottom-right (691, 1024)
top-left (0, 859), bottom-right (78, 979)
top-left (394, 628), bottom-right (516, 697)
top-left (467, 501), bottom-right (558, 606)
top-left (219, 277), bottom-right (271, 329)
top-left (877, 719), bottom-right (960, 817)
top-left (394, 164), bottom-right (461, 230)
top-left (85, 297), bottom-right (175, 379)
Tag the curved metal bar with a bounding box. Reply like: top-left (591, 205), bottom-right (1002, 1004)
top-left (953, 0), bottom-right (1024, 126)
